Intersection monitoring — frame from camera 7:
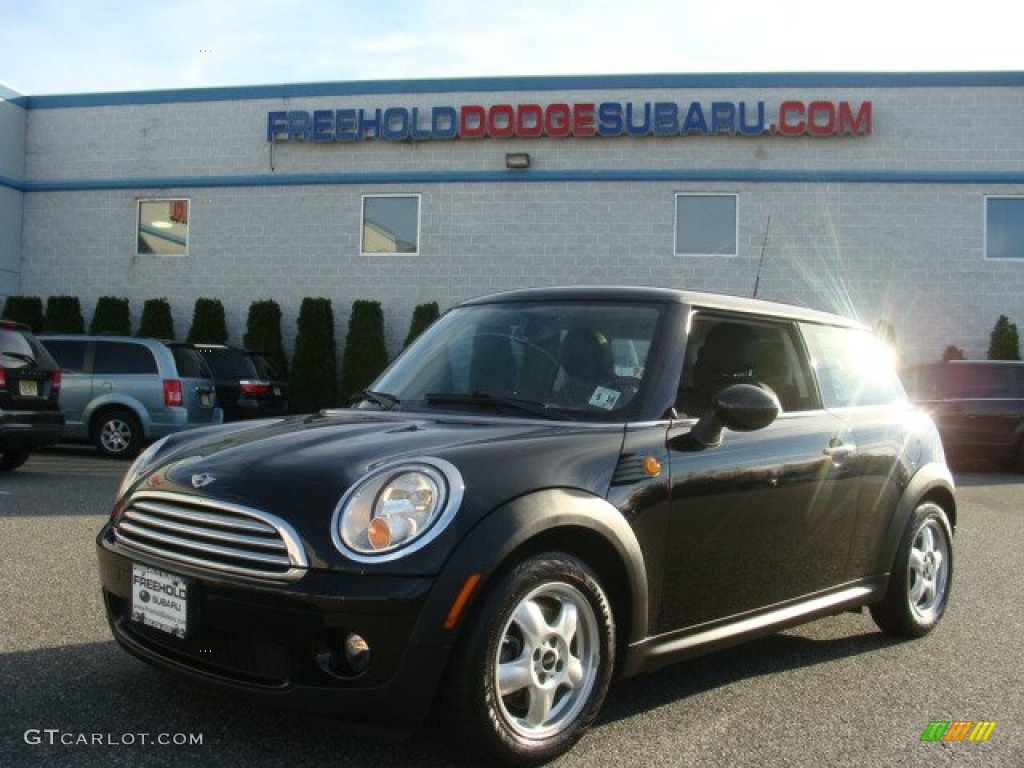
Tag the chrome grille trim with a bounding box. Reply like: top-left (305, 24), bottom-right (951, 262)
top-left (114, 490), bottom-right (308, 582)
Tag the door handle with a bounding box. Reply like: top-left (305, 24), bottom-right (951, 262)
top-left (824, 435), bottom-right (857, 463)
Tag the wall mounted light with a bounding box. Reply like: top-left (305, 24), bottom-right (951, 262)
top-left (505, 152), bottom-right (531, 170)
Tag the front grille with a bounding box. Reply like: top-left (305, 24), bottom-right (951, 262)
top-left (114, 491), bottom-right (308, 581)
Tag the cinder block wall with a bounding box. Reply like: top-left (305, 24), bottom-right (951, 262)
top-left (15, 76), bottom-right (1024, 363)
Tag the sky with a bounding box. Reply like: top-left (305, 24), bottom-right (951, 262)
top-left (1, 0), bottom-right (1021, 96)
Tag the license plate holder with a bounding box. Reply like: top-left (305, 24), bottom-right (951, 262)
top-left (130, 564), bottom-right (191, 639)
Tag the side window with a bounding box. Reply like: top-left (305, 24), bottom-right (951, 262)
top-left (677, 313), bottom-right (818, 418)
top-left (41, 340), bottom-right (87, 372)
top-left (93, 342), bottom-right (158, 375)
top-left (800, 324), bottom-right (905, 408)
top-left (946, 364), bottom-right (1014, 399)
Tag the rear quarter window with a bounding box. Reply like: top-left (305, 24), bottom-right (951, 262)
top-left (800, 324), bottom-right (905, 408)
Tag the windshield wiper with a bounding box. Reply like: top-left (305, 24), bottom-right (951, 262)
top-left (425, 392), bottom-right (572, 421)
top-left (357, 389), bottom-right (401, 410)
top-left (2, 351), bottom-right (36, 366)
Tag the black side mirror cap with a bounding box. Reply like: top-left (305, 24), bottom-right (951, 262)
top-left (678, 383), bottom-right (781, 450)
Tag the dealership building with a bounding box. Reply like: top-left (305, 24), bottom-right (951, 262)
top-left (1, 71), bottom-right (1022, 363)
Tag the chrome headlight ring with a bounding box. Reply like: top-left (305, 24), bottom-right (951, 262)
top-left (331, 458), bottom-right (465, 563)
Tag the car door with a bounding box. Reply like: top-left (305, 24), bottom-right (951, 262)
top-left (658, 312), bottom-right (863, 631)
top-left (38, 338), bottom-right (92, 437)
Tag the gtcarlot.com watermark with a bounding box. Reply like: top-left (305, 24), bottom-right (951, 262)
top-left (24, 729), bottom-right (203, 747)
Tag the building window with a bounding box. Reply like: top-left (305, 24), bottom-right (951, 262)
top-left (674, 193), bottom-right (737, 257)
top-left (986, 196), bottom-right (1024, 260)
top-left (361, 195), bottom-right (420, 255)
top-left (137, 199), bottom-right (189, 255)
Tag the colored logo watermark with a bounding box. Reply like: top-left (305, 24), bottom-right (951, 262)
top-left (920, 720), bottom-right (996, 742)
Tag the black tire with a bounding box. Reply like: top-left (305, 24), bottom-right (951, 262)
top-left (92, 408), bottom-right (143, 459)
top-left (870, 501), bottom-right (953, 637)
top-left (0, 450), bottom-right (31, 471)
top-left (441, 554), bottom-right (615, 767)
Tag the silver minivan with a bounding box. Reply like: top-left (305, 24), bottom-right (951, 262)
top-left (39, 335), bottom-right (222, 458)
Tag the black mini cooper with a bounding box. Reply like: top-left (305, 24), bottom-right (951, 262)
top-left (97, 287), bottom-right (955, 765)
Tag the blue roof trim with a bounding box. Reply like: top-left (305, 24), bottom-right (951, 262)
top-left (9, 169), bottom-right (1024, 191)
top-left (0, 174), bottom-right (26, 192)
top-left (23, 71), bottom-right (1024, 109)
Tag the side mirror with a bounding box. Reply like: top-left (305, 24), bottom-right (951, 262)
top-left (684, 383), bottom-right (781, 449)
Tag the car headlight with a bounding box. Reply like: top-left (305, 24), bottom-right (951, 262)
top-left (115, 436), bottom-right (170, 501)
top-left (332, 458), bottom-right (464, 562)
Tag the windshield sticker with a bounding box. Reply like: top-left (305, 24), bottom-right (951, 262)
top-left (589, 387), bottom-right (621, 410)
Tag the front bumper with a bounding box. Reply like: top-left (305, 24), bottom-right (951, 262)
top-left (96, 530), bottom-right (451, 730)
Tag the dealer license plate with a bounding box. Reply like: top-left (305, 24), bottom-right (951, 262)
top-left (19, 379), bottom-right (38, 397)
top-left (130, 564), bottom-right (190, 639)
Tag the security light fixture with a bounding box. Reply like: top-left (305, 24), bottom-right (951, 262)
top-left (505, 152), bottom-right (530, 170)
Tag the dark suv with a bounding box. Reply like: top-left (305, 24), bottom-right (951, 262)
top-left (904, 360), bottom-right (1024, 470)
top-left (0, 320), bottom-right (64, 470)
top-left (193, 344), bottom-right (288, 421)
top-left (97, 287), bottom-right (955, 765)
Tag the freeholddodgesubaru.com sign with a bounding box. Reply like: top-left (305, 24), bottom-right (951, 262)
top-left (268, 99), bottom-right (871, 142)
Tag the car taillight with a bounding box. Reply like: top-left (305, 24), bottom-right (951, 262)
top-left (0, 368), bottom-right (5, 390)
top-left (52, 370), bottom-right (61, 395)
top-left (164, 379), bottom-right (183, 406)
top-left (240, 380), bottom-right (272, 396)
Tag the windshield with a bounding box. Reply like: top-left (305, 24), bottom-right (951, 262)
top-left (370, 300), bottom-right (663, 421)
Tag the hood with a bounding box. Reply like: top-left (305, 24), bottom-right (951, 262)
top-left (123, 410), bottom-right (627, 571)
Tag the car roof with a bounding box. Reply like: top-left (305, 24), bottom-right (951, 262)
top-left (459, 285), bottom-right (866, 329)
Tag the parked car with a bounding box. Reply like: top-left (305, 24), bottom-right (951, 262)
top-left (0, 320), bottom-right (64, 470)
top-left (193, 344), bottom-right (288, 421)
top-left (97, 287), bottom-right (955, 765)
top-left (39, 335), bottom-right (222, 458)
top-left (903, 359), bottom-right (1024, 470)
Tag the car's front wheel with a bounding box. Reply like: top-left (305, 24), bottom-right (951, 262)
top-left (442, 554), bottom-right (615, 766)
top-left (870, 501), bottom-right (953, 637)
top-left (92, 408), bottom-right (143, 459)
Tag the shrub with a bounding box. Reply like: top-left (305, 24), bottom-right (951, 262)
top-left (941, 344), bottom-right (966, 362)
top-left (243, 299), bottom-right (288, 378)
top-left (90, 297), bottom-right (131, 335)
top-left (403, 301), bottom-right (440, 348)
top-left (44, 296), bottom-right (85, 333)
top-left (987, 315), bottom-right (1021, 361)
top-left (2, 296), bottom-right (45, 332)
top-left (340, 300), bottom-right (388, 402)
top-left (138, 298), bottom-right (175, 339)
top-left (290, 298), bottom-right (337, 413)
top-left (187, 298), bottom-right (228, 343)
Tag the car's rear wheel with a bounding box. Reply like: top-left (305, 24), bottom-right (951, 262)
top-left (93, 408), bottom-right (143, 459)
top-left (442, 554), bottom-right (614, 766)
top-left (870, 501), bottom-right (953, 637)
top-left (0, 450), bottom-right (31, 471)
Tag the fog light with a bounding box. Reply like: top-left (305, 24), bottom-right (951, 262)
top-left (345, 633), bottom-right (371, 673)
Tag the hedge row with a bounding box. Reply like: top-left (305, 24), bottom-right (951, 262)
top-left (3, 294), bottom-right (441, 411)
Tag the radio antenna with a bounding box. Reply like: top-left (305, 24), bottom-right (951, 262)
top-left (753, 215), bottom-right (771, 298)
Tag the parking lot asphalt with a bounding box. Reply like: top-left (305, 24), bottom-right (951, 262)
top-left (1, 447), bottom-right (1021, 767)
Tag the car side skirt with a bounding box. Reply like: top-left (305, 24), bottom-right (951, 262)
top-left (620, 577), bottom-right (886, 678)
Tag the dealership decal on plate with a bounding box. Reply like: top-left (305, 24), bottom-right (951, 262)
top-left (130, 564), bottom-right (189, 638)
